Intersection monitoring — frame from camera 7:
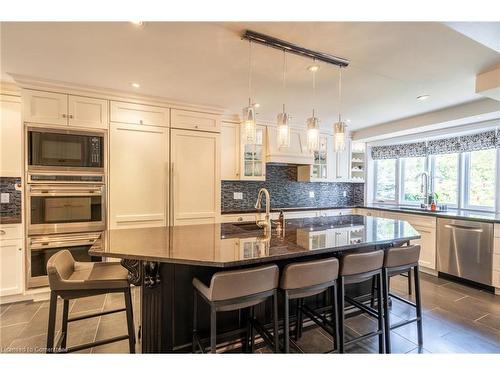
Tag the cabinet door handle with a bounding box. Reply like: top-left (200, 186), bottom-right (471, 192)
top-left (139, 119), bottom-right (143, 125)
top-left (69, 114), bottom-right (74, 119)
top-left (62, 114), bottom-right (67, 118)
top-left (18, 247), bottom-right (22, 252)
top-left (0, 230), bottom-right (5, 235)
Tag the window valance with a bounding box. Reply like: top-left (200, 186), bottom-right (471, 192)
top-left (371, 130), bottom-right (498, 160)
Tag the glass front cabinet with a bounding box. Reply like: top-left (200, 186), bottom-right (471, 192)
top-left (240, 124), bottom-right (266, 181)
top-left (298, 134), bottom-right (333, 182)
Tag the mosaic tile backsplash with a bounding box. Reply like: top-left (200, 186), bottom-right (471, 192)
top-left (222, 164), bottom-right (364, 212)
top-left (0, 177), bottom-right (22, 223)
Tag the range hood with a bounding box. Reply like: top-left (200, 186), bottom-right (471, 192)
top-left (266, 127), bottom-right (314, 165)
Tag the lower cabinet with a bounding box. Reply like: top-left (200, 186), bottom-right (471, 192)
top-left (109, 123), bottom-right (168, 229)
top-left (494, 224), bottom-right (500, 290)
top-left (0, 224), bottom-right (24, 297)
top-left (171, 129), bottom-right (220, 225)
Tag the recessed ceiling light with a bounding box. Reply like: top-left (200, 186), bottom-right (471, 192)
top-left (131, 82), bottom-right (140, 88)
top-left (253, 103), bottom-right (260, 108)
top-left (308, 65), bottom-right (320, 72)
top-left (130, 21), bottom-right (144, 26)
top-left (417, 94), bottom-right (430, 101)
top-left (346, 119), bottom-right (352, 123)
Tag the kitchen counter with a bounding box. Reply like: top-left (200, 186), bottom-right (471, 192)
top-left (221, 205), bottom-right (357, 215)
top-left (364, 204), bottom-right (500, 224)
top-left (91, 215), bottom-right (419, 267)
top-left (90, 215), bottom-right (419, 353)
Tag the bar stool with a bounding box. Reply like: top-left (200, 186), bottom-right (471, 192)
top-left (192, 264), bottom-right (279, 354)
top-left (46, 250), bottom-right (136, 353)
top-left (337, 250), bottom-right (385, 353)
top-left (280, 257), bottom-right (339, 353)
top-left (381, 244), bottom-right (423, 353)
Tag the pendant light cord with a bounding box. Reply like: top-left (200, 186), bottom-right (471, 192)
top-left (248, 40), bottom-right (252, 104)
top-left (338, 66), bottom-right (342, 122)
top-left (282, 50), bottom-right (286, 113)
top-left (312, 60), bottom-right (316, 117)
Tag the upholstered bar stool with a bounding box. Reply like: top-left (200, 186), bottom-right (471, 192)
top-left (46, 250), bottom-right (136, 353)
top-left (381, 244), bottom-right (423, 353)
top-left (280, 257), bottom-right (340, 353)
top-left (192, 264), bottom-right (279, 354)
top-left (337, 250), bottom-right (385, 353)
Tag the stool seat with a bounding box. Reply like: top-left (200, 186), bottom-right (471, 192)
top-left (47, 250), bottom-right (129, 292)
top-left (384, 245), bottom-right (420, 268)
top-left (340, 250), bottom-right (384, 277)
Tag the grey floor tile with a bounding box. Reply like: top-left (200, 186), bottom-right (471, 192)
top-left (0, 301), bottom-right (44, 327)
top-left (441, 329), bottom-right (500, 353)
top-left (70, 295), bottom-right (106, 314)
top-left (7, 332), bottom-right (55, 354)
top-left (295, 328), bottom-right (334, 353)
top-left (476, 314), bottom-right (500, 331)
top-left (0, 322), bottom-right (27, 351)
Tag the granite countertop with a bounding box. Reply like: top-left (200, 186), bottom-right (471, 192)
top-left (364, 204), bottom-right (500, 224)
top-left (222, 206), bottom-right (358, 215)
top-left (90, 215), bottom-right (420, 267)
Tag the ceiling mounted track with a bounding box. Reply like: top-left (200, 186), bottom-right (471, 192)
top-left (242, 30), bottom-right (350, 68)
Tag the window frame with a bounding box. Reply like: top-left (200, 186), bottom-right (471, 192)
top-left (399, 156), bottom-right (428, 205)
top-left (373, 158), bottom-right (398, 204)
top-left (462, 150), bottom-right (497, 211)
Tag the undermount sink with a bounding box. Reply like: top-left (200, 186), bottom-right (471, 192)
top-left (231, 222), bottom-right (265, 231)
top-left (397, 206), bottom-right (447, 213)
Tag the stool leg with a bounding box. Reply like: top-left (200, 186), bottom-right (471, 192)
top-left (61, 299), bottom-right (69, 351)
top-left (283, 291), bottom-right (290, 353)
top-left (210, 306), bottom-right (217, 354)
top-left (249, 306), bottom-right (256, 353)
top-left (337, 277), bottom-right (345, 354)
top-left (414, 265), bottom-right (423, 348)
top-left (295, 298), bottom-right (303, 341)
top-left (297, 299), bottom-right (304, 339)
top-left (192, 290), bottom-right (198, 353)
top-left (244, 307), bottom-right (251, 353)
top-left (382, 269), bottom-right (391, 353)
top-left (46, 291), bottom-right (57, 354)
top-left (408, 269), bottom-right (413, 296)
top-left (370, 275), bottom-right (376, 308)
top-left (124, 287), bottom-right (136, 353)
top-left (273, 291), bottom-right (280, 353)
top-left (376, 273), bottom-right (385, 354)
top-left (331, 283), bottom-right (339, 352)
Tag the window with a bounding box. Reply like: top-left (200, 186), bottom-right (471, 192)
top-left (433, 153), bottom-right (459, 206)
top-left (465, 149), bottom-right (496, 209)
top-left (401, 157), bottom-right (426, 203)
top-left (374, 159), bottom-right (397, 201)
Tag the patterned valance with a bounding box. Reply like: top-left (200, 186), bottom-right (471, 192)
top-left (371, 142), bottom-right (427, 160)
top-left (427, 130), bottom-right (497, 155)
top-left (372, 130), bottom-right (498, 160)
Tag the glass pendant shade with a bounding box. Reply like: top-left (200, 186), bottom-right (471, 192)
top-left (243, 105), bottom-right (256, 144)
top-left (334, 121), bottom-right (347, 152)
top-left (306, 115), bottom-right (320, 153)
top-left (277, 111), bottom-right (290, 148)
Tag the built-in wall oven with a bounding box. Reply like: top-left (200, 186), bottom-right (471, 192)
top-left (27, 127), bottom-right (104, 172)
top-left (27, 232), bottom-right (102, 288)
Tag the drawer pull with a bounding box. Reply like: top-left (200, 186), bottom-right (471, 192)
top-left (0, 230), bottom-right (5, 235)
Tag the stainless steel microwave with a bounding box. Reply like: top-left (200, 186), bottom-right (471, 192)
top-left (27, 127), bottom-right (104, 172)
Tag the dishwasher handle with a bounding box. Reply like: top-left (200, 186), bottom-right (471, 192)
top-left (444, 224), bottom-right (483, 233)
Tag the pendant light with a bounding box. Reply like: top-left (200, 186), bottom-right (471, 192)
top-left (242, 40), bottom-right (257, 144)
top-left (306, 63), bottom-right (320, 153)
top-left (277, 50), bottom-right (290, 148)
top-left (334, 66), bottom-right (347, 152)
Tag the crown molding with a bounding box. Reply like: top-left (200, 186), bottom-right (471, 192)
top-left (8, 73), bottom-right (227, 115)
top-left (0, 81), bottom-right (21, 96)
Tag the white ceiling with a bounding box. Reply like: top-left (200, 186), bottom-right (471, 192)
top-left (1, 22), bottom-right (499, 130)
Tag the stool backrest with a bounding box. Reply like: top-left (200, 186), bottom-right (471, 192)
top-left (210, 264), bottom-right (279, 301)
top-left (281, 258), bottom-right (339, 290)
top-left (384, 245), bottom-right (421, 268)
top-left (46, 250), bottom-right (76, 291)
top-left (340, 250), bottom-right (384, 276)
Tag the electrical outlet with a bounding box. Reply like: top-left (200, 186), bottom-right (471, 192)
top-left (1, 193), bottom-right (10, 204)
top-left (343, 191), bottom-right (347, 198)
top-left (309, 191), bottom-right (315, 198)
top-left (233, 192), bottom-right (243, 200)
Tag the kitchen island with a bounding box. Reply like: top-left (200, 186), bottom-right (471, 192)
top-left (90, 215), bottom-right (419, 353)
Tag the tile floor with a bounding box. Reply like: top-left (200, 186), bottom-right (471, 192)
top-left (1, 273), bottom-right (499, 354)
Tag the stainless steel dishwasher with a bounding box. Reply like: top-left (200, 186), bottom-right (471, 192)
top-left (437, 218), bottom-right (493, 285)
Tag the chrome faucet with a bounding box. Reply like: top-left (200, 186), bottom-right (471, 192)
top-left (255, 188), bottom-right (271, 233)
top-left (419, 171), bottom-right (431, 207)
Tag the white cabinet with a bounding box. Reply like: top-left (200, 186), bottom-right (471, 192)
top-left (0, 224), bottom-right (23, 297)
top-left (298, 134), bottom-right (334, 182)
top-left (23, 89), bottom-right (109, 129)
top-left (241, 125), bottom-right (266, 181)
top-left (171, 109), bottom-right (220, 133)
top-left (68, 95), bottom-right (108, 129)
top-left (23, 89), bottom-right (68, 126)
top-left (109, 123), bottom-right (168, 229)
top-left (1, 94), bottom-right (23, 176)
top-left (333, 138), bottom-right (351, 181)
top-left (350, 142), bottom-right (366, 182)
top-left (171, 129), bottom-right (220, 225)
top-left (110, 101), bottom-right (170, 128)
top-left (220, 121), bottom-right (240, 180)
top-left (493, 224), bottom-right (500, 291)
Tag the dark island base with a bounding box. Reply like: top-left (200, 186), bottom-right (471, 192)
top-left (127, 255), bottom-right (376, 354)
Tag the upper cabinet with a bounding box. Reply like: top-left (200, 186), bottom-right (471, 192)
top-left (22, 89), bottom-right (109, 129)
top-left (1, 94), bottom-right (23, 177)
top-left (220, 121), bottom-right (241, 180)
top-left (171, 109), bottom-right (220, 133)
top-left (350, 141), bottom-right (366, 182)
top-left (298, 134), bottom-right (333, 182)
top-left (110, 101), bottom-right (169, 128)
top-left (333, 137), bottom-right (351, 181)
top-left (241, 125), bottom-right (266, 181)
